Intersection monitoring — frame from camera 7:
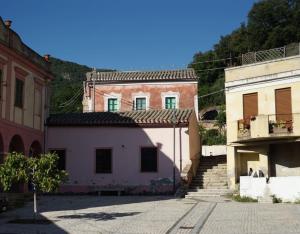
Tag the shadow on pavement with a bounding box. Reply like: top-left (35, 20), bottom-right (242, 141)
top-left (37, 195), bottom-right (174, 212)
top-left (57, 211), bottom-right (141, 221)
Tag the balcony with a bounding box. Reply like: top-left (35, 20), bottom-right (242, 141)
top-left (237, 114), bottom-right (300, 142)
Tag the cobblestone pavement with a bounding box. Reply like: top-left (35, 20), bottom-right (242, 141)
top-left (0, 196), bottom-right (196, 234)
top-left (199, 202), bottom-right (300, 234)
top-left (1, 196), bottom-right (300, 234)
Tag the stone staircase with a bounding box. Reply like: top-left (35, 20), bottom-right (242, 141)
top-left (185, 155), bottom-right (232, 199)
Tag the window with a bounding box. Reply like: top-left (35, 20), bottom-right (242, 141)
top-left (141, 147), bottom-right (157, 172)
top-left (108, 98), bottom-right (118, 112)
top-left (135, 97), bottom-right (146, 110)
top-left (15, 78), bottom-right (24, 108)
top-left (96, 149), bottom-right (112, 173)
top-left (50, 149), bottom-right (66, 170)
top-left (165, 97), bottom-right (176, 109)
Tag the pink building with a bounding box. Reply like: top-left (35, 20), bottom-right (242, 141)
top-left (46, 109), bottom-right (201, 194)
top-left (0, 17), bottom-right (52, 167)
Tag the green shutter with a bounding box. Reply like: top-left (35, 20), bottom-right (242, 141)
top-left (136, 98), bottom-right (146, 110)
top-left (108, 98), bottom-right (118, 112)
top-left (165, 97), bottom-right (176, 109)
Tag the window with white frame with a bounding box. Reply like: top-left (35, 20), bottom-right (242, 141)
top-left (107, 98), bottom-right (118, 112)
top-left (165, 96), bottom-right (176, 109)
top-left (161, 92), bottom-right (179, 109)
top-left (135, 97), bottom-right (147, 110)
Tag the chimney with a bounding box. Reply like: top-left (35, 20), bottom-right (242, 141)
top-left (44, 54), bottom-right (50, 62)
top-left (4, 20), bottom-right (12, 28)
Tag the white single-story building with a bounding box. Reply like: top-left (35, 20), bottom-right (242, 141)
top-left (46, 109), bottom-right (201, 194)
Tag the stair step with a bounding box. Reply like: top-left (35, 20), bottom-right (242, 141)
top-left (190, 185), bottom-right (228, 188)
top-left (198, 165), bottom-right (227, 168)
top-left (186, 189), bottom-right (232, 198)
top-left (197, 174), bottom-right (227, 177)
top-left (191, 180), bottom-right (227, 184)
top-left (185, 194), bottom-right (224, 198)
top-left (192, 177), bottom-right (227, 180)
top-left (199, 163), bottom-right (227, 166)
top-left (188, 189), bottom-right (231, 193)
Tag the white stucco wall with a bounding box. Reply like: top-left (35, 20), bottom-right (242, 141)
top-left (240, 176), bottom-right (300, 202)
top-left (202, 145), bottom-right (226, 156)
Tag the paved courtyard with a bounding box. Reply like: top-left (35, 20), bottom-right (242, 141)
top-left (0, 195), bottom-right (300, 234)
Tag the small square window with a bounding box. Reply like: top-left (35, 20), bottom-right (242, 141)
top-left (50, 149), bottom-right (66, 170)
top-left (96, 149), bottom-right (112, 173)
top-left (108, 98), bottom-right (118, 112)
top-left (165, 97), bottom-right (176, 109)
top-left (135, 97), bottom-right (146, 110)
top-left (15, 78), bottom-right (24, 108)
top-left (141, 147), bottom-right (157, 172)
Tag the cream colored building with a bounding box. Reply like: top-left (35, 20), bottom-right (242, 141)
top-left (225, 53), bottom-right (300, 192)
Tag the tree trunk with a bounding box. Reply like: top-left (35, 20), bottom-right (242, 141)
top-left (33, 191), bottom-right (37, 219)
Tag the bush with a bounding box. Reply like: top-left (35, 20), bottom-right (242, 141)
top-left (200, 128), bottom-right (226, 145)
top-left (232, 194), bottom-right (258, 202)
top-left (272, 195), bottom-right (282, 203)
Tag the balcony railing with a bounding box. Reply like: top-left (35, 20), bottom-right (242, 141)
top-left (241, 43), bottom-right (300, 65)
top-left (237, 114), bottom-right (300, 141)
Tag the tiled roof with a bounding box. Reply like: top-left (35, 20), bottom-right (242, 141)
top-left (47, 109), bottom-right (194, 127)
top-left (86, 69), bottom-right (197, 83)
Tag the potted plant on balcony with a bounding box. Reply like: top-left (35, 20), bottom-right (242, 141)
top-left (269, 120), bottom-right (292, 134)
top-left (238, 119), bottom-right (251, 138)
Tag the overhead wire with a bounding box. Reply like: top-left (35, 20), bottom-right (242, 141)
top-left (59, 88), bottom-right (83, 107)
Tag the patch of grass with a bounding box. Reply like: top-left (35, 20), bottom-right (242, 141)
top-left (232, 194), bottom-right (258, 203)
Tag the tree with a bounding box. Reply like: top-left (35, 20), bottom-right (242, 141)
top-left (189, 0), bottom-right (300, 110)
top-left (0, 152), bottom-right (68, 218)
top-left (214, 106), bottom-right (226, 134)
top-left (49, 57), bottom-right (114, 114)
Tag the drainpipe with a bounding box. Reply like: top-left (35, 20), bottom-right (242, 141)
top-left (172, 109), bottom-right (177, 193)
top-left (93, 76), bottom-right (96, 112)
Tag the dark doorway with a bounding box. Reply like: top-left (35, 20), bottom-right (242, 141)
top-left (29, 141), bottom-right (42, 157)
top-left (9, 135), bottom-right (25, 154)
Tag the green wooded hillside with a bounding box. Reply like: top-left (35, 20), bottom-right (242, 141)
top-left (189, 0), bottom-right (300, 110)
top-left (49, 57), bottom-right (112, 114)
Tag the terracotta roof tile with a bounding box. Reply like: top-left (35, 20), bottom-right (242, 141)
top-left (86, 69), bottom-right (197, 83)
top-left (47, 109), bottom-right (194, 127)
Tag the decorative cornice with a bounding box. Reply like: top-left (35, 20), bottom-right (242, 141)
top-left (0, 56), bottom-right (8, 65)
top-left (14, 66), bottom-right (29, 77)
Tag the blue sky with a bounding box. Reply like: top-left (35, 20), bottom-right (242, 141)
top-left (1, 0), bottom-right (256, 71)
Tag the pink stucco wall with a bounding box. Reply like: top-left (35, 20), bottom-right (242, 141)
top-left (46, 126), bottom-right (194, 194)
